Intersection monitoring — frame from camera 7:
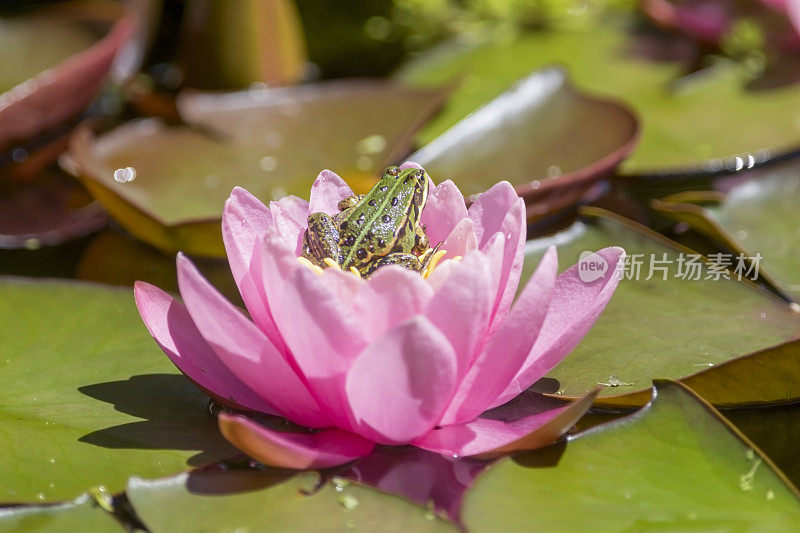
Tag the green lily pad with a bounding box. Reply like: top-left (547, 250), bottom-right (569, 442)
top-left (654, 160), bottom-right (800, 303)
top-left (524, 207), bottom-right (800, 407)
top-left (0, 277), bottom-right (239, 502)
top-left (725, 403), bottom-right (800, 489)
top-left (409, 67), bottom-right (639, 218)
top-left (461, 381), bottom-right (800, 531)
top-left (398, 15), bottom-right (800, 175)
top-left (0, 494), bottom-right (122, 532)
top-left (126, 470), bottom-right (457, 532)
top-left (68, 80), bottom-right (447, 256)
top-left (0, 1), bottom-right (134, 151)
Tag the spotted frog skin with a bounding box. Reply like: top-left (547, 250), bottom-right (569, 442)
top-left (302, 166), bottom-right (440, 276)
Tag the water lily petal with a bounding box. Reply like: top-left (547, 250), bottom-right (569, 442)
top-left (425, 251), bottom-right (493, 379)
top-left (421, 180), bottom-right (469, 249)
top-left (414, 389), bottom-right (597, 458)
top-left (222, 187), bottom-right (283, 346)
top-left (354, 266), bottom-right (434, 341)
top-left (219, 414), bottom-right (374, 469)
top-left (269, 195), bottom-right (309, 256)
top-left (134, 281), bottom-right (276, 414)
top-left (468, 181), bottom-right (520, 246)
top-left (440, 217), bottom-right (479, 260)
top-left (494, 246), bottom-right (625, 407)
top-left (488, 198), bottom-right (526, 332)
top-left (260, 237), bottom-right (369, 426)
top-left (177, 253), bottom-right (330, 428)
top-left (308, 169), bottom-right (354, 216)
top-left (346, 317), bottom-right (458, 444)
top-left (399, 161), bottom-right (423, 170)
top-left (439, 247), bottom-right (558, 425)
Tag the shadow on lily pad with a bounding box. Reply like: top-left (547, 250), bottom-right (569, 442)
top-left (78, 373), bottom-right (240, 467)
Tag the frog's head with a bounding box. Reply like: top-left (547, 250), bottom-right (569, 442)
top-left (381, 166), bottom-right (429, 210)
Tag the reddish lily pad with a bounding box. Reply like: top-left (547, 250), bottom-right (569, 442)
top-left (0, 172), bottom-right (106, 249)
top-left (461, 381), bottom-right (800, 530)
top-left (0, 1), bottom-right (135, 152)
top-left (524, 207), bottom-right (800, 408)
top-left (410, 67), bottom-right (639, 219)
top-left (67, 80), bottom-right (448, 256)
top-left (399, 14), bottom-right (800, 175)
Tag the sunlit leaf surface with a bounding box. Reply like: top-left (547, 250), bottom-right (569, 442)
top-left (0, 278), bottom-right (238, 502)
top-left (462, 381), bottom-right (800, 531)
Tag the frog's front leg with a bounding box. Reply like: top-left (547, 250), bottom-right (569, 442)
top-left (413, 224), bottom-right (432, 255)
top-left (360, 253), bottom-right (423, 277)
top-left (302, 212), bottom-right (340, 267)
top-left (337, 194), bottom-right (365, 211)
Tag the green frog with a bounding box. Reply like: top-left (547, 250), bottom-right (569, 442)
top-left (302, 166), bottom-right (441, 277)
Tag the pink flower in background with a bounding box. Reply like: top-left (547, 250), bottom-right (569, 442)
top-left (134, 163), bottom-right (624, 469)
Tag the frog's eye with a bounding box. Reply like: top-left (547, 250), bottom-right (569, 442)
top-left (385, 166), bottom-right (400, 177)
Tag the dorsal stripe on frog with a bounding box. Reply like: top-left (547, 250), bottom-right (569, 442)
top-left (339, 170), bottom-right (425, 267)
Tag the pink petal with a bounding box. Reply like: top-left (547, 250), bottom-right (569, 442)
top-left (425, 252), bottom-right (493, 380)
top-left (399, 161), bottom-right (423, 170)
top-left (440, 218), bottom-right (479, 259)
top-left (439, 247), bottom-right (558, 425)
top-left (494, 247), bottom-right (625, 407)
top-left (221, 187), bottom-right (282, 346)
top-left (177, 254), bottom-right (330, 428)
top-left (269, 195), bottom-right (309, 256)
top-left (134, 281), bottom-right (276, 414)
top-left (421, 180), bottom-right (469, 249)
top-left (488, 199), bottom-right (527, 332)
top-left (413, 389), bottom-right (598, 458)
top-left (353, 266), bottom-right (434, 341)
top-left (260, 237), bottom-right (369, 426)
top-left (219, 414), bottom-right (374, 469)
top-left (467, 181), bottom-right (520, 247)
top-left (308, 169), bottom-right (354, 216)
top-left (346, 317), bottom-right (458, 444)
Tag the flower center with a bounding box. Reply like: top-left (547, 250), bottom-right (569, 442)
top-left (296, 249), bottom-right (459, 279)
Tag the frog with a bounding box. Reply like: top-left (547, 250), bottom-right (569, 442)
top-left (302, 166), bottom-right (441, 277)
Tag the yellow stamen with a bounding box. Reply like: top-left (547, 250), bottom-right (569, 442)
top-left (451, 255), bottom-right (462, 261)
top-left (323, 257), bottom-right (342, 270)
top-left (422, 249), bottom-right (449, 279)
top-left (349, 267), bottom-right (362, 278)
top-left (296, 256), bottom-right (324, 275)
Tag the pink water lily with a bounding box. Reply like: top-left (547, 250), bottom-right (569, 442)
top-left (134, 163), bottom-right (624, 469)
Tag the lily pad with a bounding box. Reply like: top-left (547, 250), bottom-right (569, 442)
top-left (126, 470), bottom-right (457, 532)
top-left (0, 494), bottom-right (122, 532)
top-left (653, 160), bottom-right (800, 303)
top-left (524, 207), bottom-right (800, 407)
top-left (0, 277), bottom-right (239, 502)
top-left (0, 1), bottom-right (134, 152)
top-left (0, 173), bottom-right (106, 249)
top-left (398, 15), bottom-right (800, 175)
top-left (68, 80), bottom-right (447, 256)
top-left (461, 381), bottom-right (800, 531)
top-left (409, 67), bottom-right (639, 218)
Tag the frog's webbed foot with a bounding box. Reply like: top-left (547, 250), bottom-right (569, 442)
top-left (303, 212), bottom-right (340, 267)
top-left (360, 253), bottom-right (423, 277)
top-left (419, 242), bottom-right (443, 271)
top-left (337, 195), bottom-right (365, 211)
